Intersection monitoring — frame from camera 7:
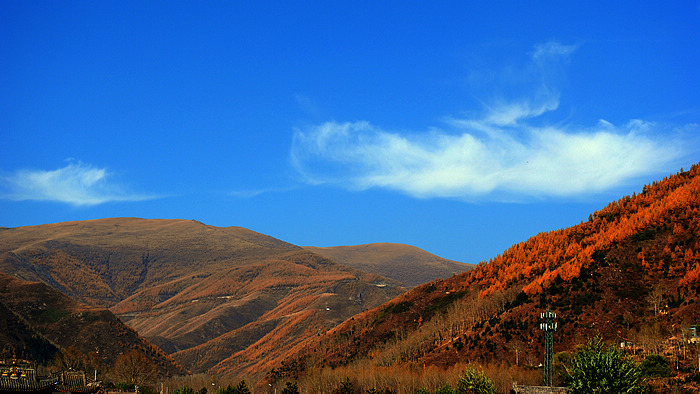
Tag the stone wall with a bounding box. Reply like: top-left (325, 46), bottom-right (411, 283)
top-left (511, 384), bottom-right (569, 394)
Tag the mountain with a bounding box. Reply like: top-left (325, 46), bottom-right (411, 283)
top-left (0, 218), bottom-right (302, 308)
top-left (0, 218), bottom-right (408, 378)
top-left (0, 297), bottom-right (59, 365)
top-left (278, 164), bottom-right (700, 390)
top-left (304, 243), bottom-right (473, 287)
top-left (0, 272), bottom-right (183, 375)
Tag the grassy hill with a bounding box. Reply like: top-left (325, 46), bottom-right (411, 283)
top-left (0, 218), bottom-right (300, 308)
top-left (304, 243), bottom-right (473, 287)
top-left (276, 164), bottom-right (700, 392)
top-left (0, 218), bottom-right (407, 378)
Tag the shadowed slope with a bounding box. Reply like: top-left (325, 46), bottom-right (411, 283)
top-left (0, 272), bottom-right (183, 375)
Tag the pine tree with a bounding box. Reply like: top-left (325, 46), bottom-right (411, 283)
top-left (280, 382), bottom-right (300, 394)
top-left (234, 381), bottom-right (250, 394)
top-left (455, 366), bottom-right (495, 394)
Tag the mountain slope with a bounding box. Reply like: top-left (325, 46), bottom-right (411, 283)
top-left (0, 272), bottom-right (183, 375)
top-left (0, 218), bottom-right (407, 378)
top-left (0, 300), bottom-right (59, 364)
top-left (279, 164), bottom-right (700, 385)
top-left (0, 218), bottom-right (300, 308)
top-left (304, 243), bottom-right (473, 287)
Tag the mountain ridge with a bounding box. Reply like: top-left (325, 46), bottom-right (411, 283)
top-left (304, 243), bottom-right (473, 287)
top-left (0, 217), bottom-right (437, 379)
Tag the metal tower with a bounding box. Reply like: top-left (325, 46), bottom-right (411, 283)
top-left (539, 309), bottom-right (557, 386)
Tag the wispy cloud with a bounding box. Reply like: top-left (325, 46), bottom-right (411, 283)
top-left (229, 186), bottom-right (296, 198)
top-left (290, 43), bottom-right (694, 201)
top-left (531, 42), bottom-right (578, 62)
top-left (0, 161), bottom-right (158, 206)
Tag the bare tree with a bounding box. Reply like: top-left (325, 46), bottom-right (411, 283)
top-left (49, 347), bottom-right (86, 372)
top-left (112, 350), bottom-right (158, 386)
top-left (646, 287), bottom-right (664, 316)
top-left (511, 339), bottom-right (524, 366)
top-left (632, 322), bottom-right (666, 355)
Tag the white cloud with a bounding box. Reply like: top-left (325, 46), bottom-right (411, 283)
top-left (1, 161), bottom-right (158, 206)
top-left (532, 42), bottom-right (578, 62)
top-left (291, 110), bottom-right (689, 201)
top-left (289, 42), bottom-right (693, 201)
top-left (481, 93), bottom-right (560, 126)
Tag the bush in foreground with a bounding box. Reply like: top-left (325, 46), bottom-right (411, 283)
top-left (456, 365), bottom-right (496, 394)
top-left (564, 336), bottom-right (643, 394)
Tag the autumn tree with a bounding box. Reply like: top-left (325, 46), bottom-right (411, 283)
top-left (49, 347), bottom-right (86, 372)
top-left (510, 339), bottom-right (524, 366)
top-left (646, 287), bottom-right (664, 316)
top-left (631, 322), bottom-right (667, 355)
top-left (112, 350), bottom-right (158, 386)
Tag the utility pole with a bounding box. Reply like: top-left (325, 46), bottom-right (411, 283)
top-left (539, 309), bottom-right (558, 386)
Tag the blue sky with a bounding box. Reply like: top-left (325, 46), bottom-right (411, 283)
top-left (1, 1), bottom-right (699, 264)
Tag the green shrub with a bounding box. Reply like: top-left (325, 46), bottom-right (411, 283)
top-left (40, 308), bottom-right (70, 322)
top-left (456, 365), bottom-right (495, 394)
top-left (639, 354), bottom-right (671, 378)
top-left (117, 383), bottom-right (136, 390)
top-left (564, 336), bottom-right (643, 394)
top-left (386, 301), bottom-right (413, 314)
top-left (433, 385), bottom-right (455, 394)
top-left (173, 386), bottom-right (195, 394)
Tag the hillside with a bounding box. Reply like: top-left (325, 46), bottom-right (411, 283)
top-left (304, 243), bottom-right (473, 287)
top-left (0, 272), bottom-right (183, 376)
top-left (0, 218), bottom-right (300, 308)
top-left (0, 300), bottom-right (59, 365)
top-left (0, 218), bottom-right (407, 378)
top-left (278, 164), bottom-right (700, 390)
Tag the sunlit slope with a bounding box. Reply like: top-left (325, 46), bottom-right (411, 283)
top-left (280, 164), bottom-right (700, 380)
top-left (0, 218), bottom-right (299, 307)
